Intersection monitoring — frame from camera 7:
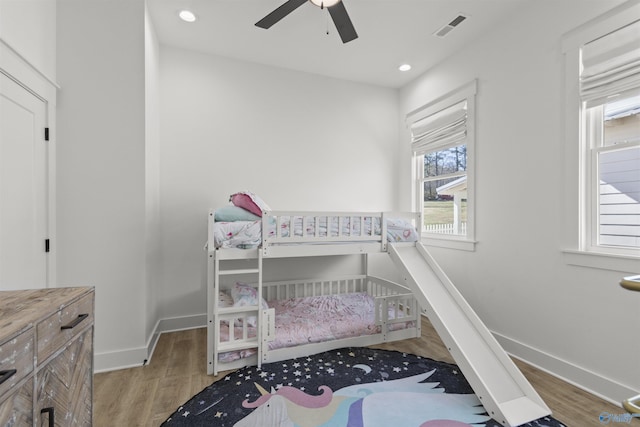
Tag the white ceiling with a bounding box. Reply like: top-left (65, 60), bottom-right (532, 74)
top-left (147, 0), bottom-right (530, 88)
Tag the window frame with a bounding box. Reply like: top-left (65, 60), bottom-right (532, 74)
top-left (407, 80), bottom-right (477, 251)
top-left (585, 103), bottom-right (639, 254)
top-left (562, 2), bottom-right (640, 270)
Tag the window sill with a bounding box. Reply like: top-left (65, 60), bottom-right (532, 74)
top-left (421, 235), bottom-right (476, 252)
top-left (562, 249), bottom-right (639, 274)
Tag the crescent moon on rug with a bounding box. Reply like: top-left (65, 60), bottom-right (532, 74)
top-left (353, 364), bottom-right (372, 374)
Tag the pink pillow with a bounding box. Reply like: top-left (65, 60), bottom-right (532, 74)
top-left (229, 192), bottom-right (270, 217)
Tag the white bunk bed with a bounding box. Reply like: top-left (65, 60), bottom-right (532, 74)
top-left (207, 197), bottom-right (423, 375)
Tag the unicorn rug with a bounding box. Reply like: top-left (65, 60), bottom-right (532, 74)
top-left (161, 347), bottom-right (565, 427)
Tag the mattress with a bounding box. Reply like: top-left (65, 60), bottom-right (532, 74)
top-left (218, 292), bottom-right (413, 363)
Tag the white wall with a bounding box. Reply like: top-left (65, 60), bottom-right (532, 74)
top-left (157, 46), bottom-right (400, 320)
top-left (0, 0), bottom-right (56, 80)
top-left (56, 0), bottom-right (149, 370)
top-left (398, 0), bottom-right (638, 404)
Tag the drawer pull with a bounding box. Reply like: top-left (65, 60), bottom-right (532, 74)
top-left (41, 407), bottom-right (55, 427)
top-left (61, 313), bottom-right (89, 330)
top-left (0, 369), bottom-right (17, 385)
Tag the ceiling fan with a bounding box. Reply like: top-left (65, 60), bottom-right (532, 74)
top-left (255, 0), bottom-right (358, 44)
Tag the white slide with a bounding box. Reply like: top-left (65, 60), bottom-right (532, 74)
top-left (388, 243), bottom-right (551, 427)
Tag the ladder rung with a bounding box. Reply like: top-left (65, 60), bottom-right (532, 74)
top-left (218, 268), bottom-right (260, 275)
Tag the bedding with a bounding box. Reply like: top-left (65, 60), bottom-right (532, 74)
top-left (217, 290), bottom-right (414, 363)
top-left (229, 191), bottom-right (271, 217)
top-left (214, 205), bottom-right (261, 222)
top-left (231, 282), bottom-right (268, 327)
top-left (213, 216), bottom-right (419, 249)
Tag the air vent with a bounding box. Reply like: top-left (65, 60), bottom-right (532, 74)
top-left (434, 14), bottom-right (468, 38)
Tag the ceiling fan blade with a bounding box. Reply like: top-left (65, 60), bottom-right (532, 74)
top-left (255, 0), bottom-right (308, 29)
top-left (327, 1), bottom-right (358, 43)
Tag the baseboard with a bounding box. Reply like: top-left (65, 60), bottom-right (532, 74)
top-left (155, 313), bottom-right (207, 334)
top-left (94, 313), bottom-right (206, 373)
top-left (493, 330), bottom-right (635, 408)
top-left (94, 346), bottom-right (149, 373)
top-left (95, 312), bottom-right (636, 408)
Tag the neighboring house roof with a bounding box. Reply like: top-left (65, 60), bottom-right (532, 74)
top-left (436, 176), bottom-right (467, 196)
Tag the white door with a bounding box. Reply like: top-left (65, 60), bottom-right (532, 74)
top-left (0, 72), bottom-right (48, 290)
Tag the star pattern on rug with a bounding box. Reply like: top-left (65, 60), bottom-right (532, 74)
top-left (162, 347), bottom-right (566, 427)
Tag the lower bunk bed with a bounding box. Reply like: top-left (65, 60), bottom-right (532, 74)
top-left (210, 274), bottom-right (421, 375)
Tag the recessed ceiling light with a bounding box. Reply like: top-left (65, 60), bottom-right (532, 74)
top-left (398, 64), bottom-right (412, 72)
top-left (178, 10), bottom-right (197, 23)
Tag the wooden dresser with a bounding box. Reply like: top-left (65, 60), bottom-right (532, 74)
top-left (0, 287), bottom-right (94, 426)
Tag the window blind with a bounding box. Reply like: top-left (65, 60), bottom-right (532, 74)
top-left (580, 19), bottom-right (640, 105)
top-left (410, 100), bottom-right (468, 155)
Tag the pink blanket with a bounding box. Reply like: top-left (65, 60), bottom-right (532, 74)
top-left (218, 292), bottom-right (412, 363)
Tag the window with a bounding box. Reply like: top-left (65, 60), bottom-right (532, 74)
top-left (585, 92), bottom-right (640, 250)
top-left (562, 3), bottom-right (640, 268)
top-left (407, 81), bottom-right (476, 248)
top-left (580, 20), bottom-right (640, 255)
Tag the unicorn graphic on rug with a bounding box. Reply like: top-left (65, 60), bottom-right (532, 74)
top-left (233, 370), bottom-right (490, 427)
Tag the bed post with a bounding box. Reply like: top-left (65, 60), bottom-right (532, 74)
top-left (381, 212), bottom-right (388, 253)
top-left (206, 250), bottom-right (215, 375)
top-left (364, 253), bottom-right (369, 277)
top-left (206, 210), bottom-right (216, 375)
top-left (257, 248), bottom-right (265, 369)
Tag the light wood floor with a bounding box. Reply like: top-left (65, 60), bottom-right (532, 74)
top-left (94, 317), bottom-right (638, 426)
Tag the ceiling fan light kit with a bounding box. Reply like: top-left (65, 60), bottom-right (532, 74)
top-left (255, 0), bottom-right (358, 44)
top-left (309, 0), bottom-right (341, 7)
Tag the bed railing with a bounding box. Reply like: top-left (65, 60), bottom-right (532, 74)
top-left (261, 275), bottom-right (368, 301)
top-left (207, 208), bottom-right (421, 256)
top-left (214, 275), bottom-right (420, 368)
top-left (262, 211), bottom-right (384, 242)
top-left (258, 210), bottom-right (421, 256)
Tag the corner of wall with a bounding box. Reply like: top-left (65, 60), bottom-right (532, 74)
top-left (94, 313), bottom-right (206, 373)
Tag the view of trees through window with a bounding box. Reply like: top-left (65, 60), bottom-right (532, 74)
top-left (421, 145), bottom-right (468, 235)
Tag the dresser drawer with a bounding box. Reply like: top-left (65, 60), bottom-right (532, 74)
top-left (0, 328), bottom-right (34, 399)
top-left (37, 293), bottom-right (94, 363)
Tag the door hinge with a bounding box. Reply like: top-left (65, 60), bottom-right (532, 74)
top-left (45, 239), bottom-right (50, 253)
top-left (44, 128), bottom-right (49, 141)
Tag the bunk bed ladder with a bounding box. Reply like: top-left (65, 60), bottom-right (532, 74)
top-left (208, 249), bottom-right (263, 375)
